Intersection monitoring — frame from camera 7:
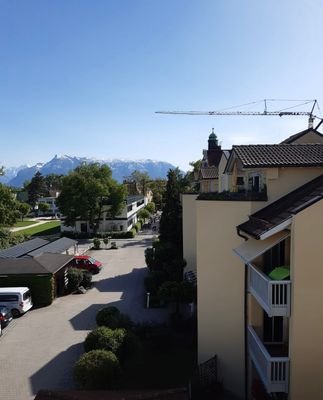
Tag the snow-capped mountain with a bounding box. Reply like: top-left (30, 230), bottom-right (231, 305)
top-left (0, 165), bottom-right (29, 185)
top-left (4, 155), bottom-right (177, 187)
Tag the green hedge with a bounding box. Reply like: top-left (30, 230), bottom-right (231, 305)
top-left (62, 230), bottom-right (136, 239)
top-left (0, 275), bottom-right (54, 307)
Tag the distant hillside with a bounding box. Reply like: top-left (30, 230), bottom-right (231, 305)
top-left (2, 155), bottom-right (177, 187)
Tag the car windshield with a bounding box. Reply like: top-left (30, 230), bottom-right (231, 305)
top-left (88, 257), bottom-right (97, 263)
top-left (23, 290), bottom-right (31, 300)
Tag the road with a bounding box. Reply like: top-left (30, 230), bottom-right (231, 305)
top-left (0, 234), bottom-right (168, 400)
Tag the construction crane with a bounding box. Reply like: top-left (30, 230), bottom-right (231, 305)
top-left (156, 99), bottom-right (323, 129)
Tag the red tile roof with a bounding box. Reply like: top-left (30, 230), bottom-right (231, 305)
top-left (232, 144), bottom-right (323, 168)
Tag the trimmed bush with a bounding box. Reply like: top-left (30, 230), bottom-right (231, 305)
top-left (67, 268), bottom-right (83, 292)
top-left (96, 307), bottom-right (133, 329)
top-left (84, 326), bottom-right (125, 353)
top-left (80, 270), bottom-right (92, 289)
top-left (73, 349), bottom-right (120, 389)
top-left (93, 238), bottom-right (101, 249)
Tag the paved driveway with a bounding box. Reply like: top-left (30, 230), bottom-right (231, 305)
top-left (0, 235), bottom-right (168, 400)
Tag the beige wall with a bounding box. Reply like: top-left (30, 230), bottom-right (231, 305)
top-left (265, 167), bottom-right (323, 203)
top-left (289, 199), bottom-right (323, 400)
top-left (182, 194), bottom-right (198, 273)
top-left (196, 200), bottom-right (266, 398)
top-left (289, 131), bottom-right (323, 144)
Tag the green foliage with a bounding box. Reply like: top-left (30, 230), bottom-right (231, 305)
top-left (84, 326), bottom-right (141, 363)
top-left (0, 275), bottom-right (54, 307)
top-left (67, 268), bottom-right (83, 292)
top-left (158, 281), bottom-right (196, 307)
top-left (80, 270), bottom-right (92, 288)
top-left (96, 306), bottom-right (133, 329)
top-left (44, 174), bottom-right (64, 192)
top-left (93, 237), bottom-right (101, 249)
top-left (144, 270), bottom-right (168, 294)
top-left (137, 208), bottom-right (150, 221)
top-left (149, 179), bottom-right (166, 210)
top-left (73, 349), bottom-right (121, 389)
top-left (0, 228), bottom-right (30, 250)
top-left (57, 163), bottom-right (126, 232)
top-left (26, 172), bottom-right (48, 207)
top-left (159, 168), bottom-right (184, 251)
top-left (128, 170), bottom-right (151, 194)
top-left (145, 202), bottom-right (155, 214)
top-left (17, 202), bottom-right (31, 221)
top-left (0, 184), bottom-right (21, 226)
top-left (38, 202), bottom-right (50, 213)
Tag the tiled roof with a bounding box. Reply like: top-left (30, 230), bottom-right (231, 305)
top-left (238, 174), bottom-right (323, 239)
top-left (280, 128), bottom-right (323, 144)
top-left (0, 253), bottom-right (73, 274)
top-left (0, 238), bottom-right (49, 258)
top-left (200, 167), bottom-right (218, 179)
top-left (232, 144), bottom-right (323, 168)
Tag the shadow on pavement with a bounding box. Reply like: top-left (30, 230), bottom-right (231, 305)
top-left (30, 342), bottom-right (83, 395)
top-left (69, 303), bottom-right (108, 330)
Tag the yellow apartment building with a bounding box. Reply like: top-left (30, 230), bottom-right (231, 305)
top-left (183, 128), bottom-right (323, 399)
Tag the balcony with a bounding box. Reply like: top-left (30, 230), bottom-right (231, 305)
top-left (248, 326), bottom-right (289, 393)
top-left (248, 263), bottom-right (291, 317)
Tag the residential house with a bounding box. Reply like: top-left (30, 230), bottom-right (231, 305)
top-left (182, 128), bottom-right (323, 399)
top-left (61, 195), bottom-right (146, 234)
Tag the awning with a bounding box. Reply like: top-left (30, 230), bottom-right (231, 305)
top-left (233, 230), bottom-right (290, 264)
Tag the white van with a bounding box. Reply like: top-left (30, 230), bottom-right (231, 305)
top-left (0, 287), bottom-right (33, 317)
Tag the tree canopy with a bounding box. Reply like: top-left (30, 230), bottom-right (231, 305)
top-left (127, 170), bottom-right (151, 194)
top-left (0, 184), bottom-right (21, 226)
top-left (57, 163), bottom-right (127, 232)
top-left (26, 171), bottom-right (48, 207)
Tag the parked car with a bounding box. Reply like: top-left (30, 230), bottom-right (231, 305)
top-left (0, 287), bottom-right (33, 318)
top-left (70, 255), bottom-right (102, 274)
top-left (0, 306), bottom-right (12, 328)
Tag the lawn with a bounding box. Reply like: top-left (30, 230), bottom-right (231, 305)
top-left (16, 221), bottom-right (61, 236)
top-left (13, 220), bottom-right (38, 228)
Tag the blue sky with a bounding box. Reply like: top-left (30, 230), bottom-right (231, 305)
top-left (1, 0), bottom-right (323, 171)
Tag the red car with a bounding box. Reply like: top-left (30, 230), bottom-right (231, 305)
top-left (71, 255), bottom-right (102, 274)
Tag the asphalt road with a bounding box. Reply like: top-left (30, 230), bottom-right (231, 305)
top-left (0, 234), bottom-right (168, 400)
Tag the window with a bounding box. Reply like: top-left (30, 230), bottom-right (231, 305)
top-left (23, 291), bottom-right (31, 301)
top-left (0, 295), bottom-right (19, 302)
top-left (236, 177), bottom-right (244, 186)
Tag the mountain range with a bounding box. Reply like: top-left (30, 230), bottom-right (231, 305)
top-left (0, 155), bottom-right (177, 188)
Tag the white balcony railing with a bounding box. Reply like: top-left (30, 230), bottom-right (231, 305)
top-left (248, 325), bottom-right (289, 393)
top-left (248, 263), bottom-right (291, 317)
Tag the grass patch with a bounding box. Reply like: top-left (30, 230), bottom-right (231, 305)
top-left (13, 220), bottom-right (38, 228)
top-left (16, 221), bottom-right (61, 236)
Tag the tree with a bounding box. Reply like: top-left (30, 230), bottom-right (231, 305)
top-left (158, 168), bottom-right (184, 251)
top-left (38, 202), bottom-right (50, 214)
top-left (0, 166), bottom-right (4, 176)
top-left (26, 172), bottom-right (48, 208)
top-left (44, 174), bottom-right (64, 192)
top-left (149, 179), bottom-right (166, 210)
top-left (145, 202), bottom-right (155, 214)
top-left (0, 184), bottom-right (20, 226)
top-left (137, 208), bottom-right (151, 222)
top-left (56, 164), bottom-right (127, 233)
top-left (17, 202), bottom-right (31, 221)
top-left (158, 281), bottom-right (196, 314)
top-left (128, 170), bottom-right (151, 195)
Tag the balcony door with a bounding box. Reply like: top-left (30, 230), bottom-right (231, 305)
top-left (263, 314), bottom-right (283, 344)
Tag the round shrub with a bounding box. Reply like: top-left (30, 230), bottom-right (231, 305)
top-left (73, 349), bottom-right (120, 389)
top-left (84, 326), bottom-right (126, 353)
top-left (80, 270), bottom-right (92, 289)
top-left (96, 307), bottom-right (133, 329)
top-left (93, 238), bottom-right (101, 249)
